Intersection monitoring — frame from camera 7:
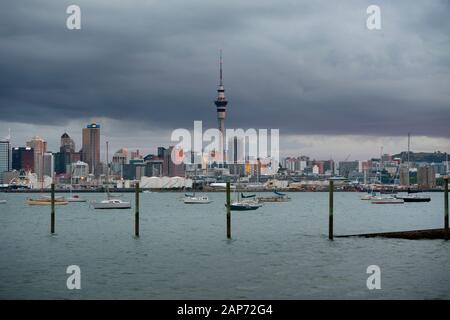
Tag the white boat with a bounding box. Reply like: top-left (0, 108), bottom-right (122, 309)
top-left (183, 195), bottom-right (212, 204)
top-left (370, 196), bottom-right (404, 204)
top-left (92, 199), bottom-right (131, 209)
top-left (227, 200), bottom-right (263, 211)
top-left (0, 200), bottom-right (7, 204)
top-left (184, 166), bottom-right (212, 204)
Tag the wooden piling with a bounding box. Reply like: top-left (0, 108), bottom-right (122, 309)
top-left (51, 183), bottom-right (55, 234)
top-left (226, 181), bottom-right (231, 239)
top-left (135, 182), bottom-right (140, 237)
top-left (445, 177), bottom-right (448, 240)
top-left (329, 180), bottom-right (333, 240)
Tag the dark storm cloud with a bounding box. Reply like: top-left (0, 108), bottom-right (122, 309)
top-left (1, 0), bottom-right (449, 137)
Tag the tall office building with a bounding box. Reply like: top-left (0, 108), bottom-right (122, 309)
top-left (0, 140), bottom-right (11, 183)
top-left (55, 132), bottom-right (79, 174)
top-left (60, 132), bottom-right (75, 153)
top-left (43, 152), bottom-right (54, 179)
top-left (12, 147), bottom-right (34, 172)
top-left (26, 136), bottom-right (47, 181)
top-left (82, 123), bottom-right (100, 175)
top-left (214, 51), bottom-right (228, 163)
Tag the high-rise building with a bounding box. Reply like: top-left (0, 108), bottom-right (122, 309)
top-left (214, 51), bottom-right (228, 163)
top-left (12, 147), bottom-right (34, 172)
top-left (0, 140), bottom-right (11, 183)
top-left (60, 132), bottom-right (75, 153)
top-left (26, 136), bottom-right (47, 180)
top-left (82, 123), bottom-right (100, 175)
top-left (56, 132), bottom-right (80, 174)
top-left (161, 146), bottom-right (185, 177)
top-left (43, 152), bottom-right (54, 179)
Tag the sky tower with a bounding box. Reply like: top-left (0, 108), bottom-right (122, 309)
top-left (214, 51), bottom-right (228, 163)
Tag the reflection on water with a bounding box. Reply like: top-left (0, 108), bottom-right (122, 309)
top-left (0, 192), bottom-right (448, 299)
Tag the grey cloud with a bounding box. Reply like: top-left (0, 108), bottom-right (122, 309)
top-left (0, 0), bottom-right (449, 139)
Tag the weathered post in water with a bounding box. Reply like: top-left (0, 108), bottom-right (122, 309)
top-left (329, 180), bottom-right (334, 240)
top-left (135, 182), bottom-right (140, 237)
top-left (444, 176), bottom-right (448, 239)
top-left (226, 181), bottom-right (231, 239)
top-left (51, 183), bottom-right (55, 234)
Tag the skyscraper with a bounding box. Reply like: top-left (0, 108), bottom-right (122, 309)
top-left (12, 147), bottom-right (34, 172)
top-left (0, 140), bottom-right (11, 183)
top-left (26, 136), bottom-right (47, 181)
top-left (214, 51), bottom-right (228, 163)
top-left (82, 123), bottom-right (100, 175)
top-left (60, 132), bottom-right (75, 153)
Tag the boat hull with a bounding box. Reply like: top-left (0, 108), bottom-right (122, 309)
top-left (27, 199), bottom-right (68, 205)
top-left (225, 203), bottom-right (262, 211)
top-left (92, 203), bottom-right (131, 209)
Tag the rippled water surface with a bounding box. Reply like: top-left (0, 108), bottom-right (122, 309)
top-left (0, 192), bottom-right (448, 299)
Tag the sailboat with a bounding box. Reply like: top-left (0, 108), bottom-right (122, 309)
top-left (394, 133), bottom-right (431, 203)
top-left (184, 165), bottom-right (212, 204)
top-left (92, 141), bottom-right (131, 209)
top-left (226, 169), bottom-right (262, 211)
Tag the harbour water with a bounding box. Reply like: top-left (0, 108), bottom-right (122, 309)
top-left (0, 192), bottom-right (448, 299)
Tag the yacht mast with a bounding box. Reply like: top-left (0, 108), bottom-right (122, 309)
top-left (407, 133), bottom-right (411, 186)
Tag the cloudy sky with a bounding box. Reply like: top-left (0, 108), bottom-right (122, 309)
top-left (1, 0), bottom-right (449, 160)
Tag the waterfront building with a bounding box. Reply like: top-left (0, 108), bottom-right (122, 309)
top-left (399, 164), bottom-right (410, 186)
top-left (82, 123), bottom-right (100, 175)
top-left (12, 147), bottom-right (34, 172)
top-left (112, 148), bottom-right (129, 176)
top-left (70, 161), bottom-right (89, 184)
top-left (338, 161), bottom-right (359, 178)
top-left (417, 165), bottom-right (436, 189)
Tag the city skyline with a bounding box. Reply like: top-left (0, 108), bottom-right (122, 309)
top-left (1, 0), bottom-right (449, 161)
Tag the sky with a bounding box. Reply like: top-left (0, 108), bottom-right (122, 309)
top-left (1, 0), bottom-right (449, 160)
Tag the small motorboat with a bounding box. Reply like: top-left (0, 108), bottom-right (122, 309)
top-left (183, 195), bottom-right (212, 204)
top-left (92, 199), bottom-right (131, 209)
top-left (0, 200), bottom-right (7, 204)
top-left (67, 194), bottom-right (87, 202)
top-left (226, 200), bottom-right (263, 211)
top-left (370, 196), bottom-right (404, 204)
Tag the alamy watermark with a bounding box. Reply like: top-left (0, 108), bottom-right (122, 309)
top-left (66, 265), bottom-right (81, 290)
top-left (366, 265), bottom-right (381, 290)
top-left (170, 121), bottom-right (279, 167)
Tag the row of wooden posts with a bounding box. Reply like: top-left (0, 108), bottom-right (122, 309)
top-left (49, 178), bottom-right (449, 240)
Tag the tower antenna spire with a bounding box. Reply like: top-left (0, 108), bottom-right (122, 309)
top-left (219, 49), bottom-right (223, 86)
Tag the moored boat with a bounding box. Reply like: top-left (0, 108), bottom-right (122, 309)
top-left (184, 195), bottom-right (212, 204)
top-left (226, 200), bottom-right (262, 211)
top-left (27, 197), bottom-right (68, 205)
top-left (92, 199), bottom-right (131, 209)
top-left (370, 196), bottom-right (404, 204)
